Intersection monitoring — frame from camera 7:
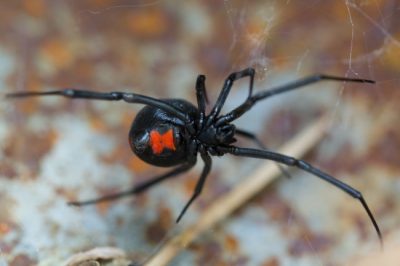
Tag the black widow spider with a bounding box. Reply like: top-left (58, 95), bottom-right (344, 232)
top-left (6, 67), bottom-right (382, 245)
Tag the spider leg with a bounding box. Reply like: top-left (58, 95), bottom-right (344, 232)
top-left (216, 74), bottom-right (375, 126)
top-left (218, 145), bottom-right (383, 245)
top-left (176, 151), bottom-right (212, 223)
top-left (235, 128), bottom-right (292, 179)
top-left (195, 75), bottom-right (208, 129)
top-left (207, 68), bottom-right (255, 125)
top-left (235, 128), bottom-right (266, 149)
top-left (6, 89), bottom-right (191, 125)
top-left (68, 162), bottom-right (196, 206)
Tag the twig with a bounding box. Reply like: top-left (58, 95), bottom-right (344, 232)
top-left (145, 115), bottom-right (330, 266)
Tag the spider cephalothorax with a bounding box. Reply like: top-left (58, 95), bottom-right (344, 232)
top-left (197, 122), bottom-right (236, 147)
top-left (7, 68), bottom-right (382, 245)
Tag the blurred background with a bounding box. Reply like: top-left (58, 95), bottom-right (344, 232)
top-left (0, 0), bottom-right (399, 265)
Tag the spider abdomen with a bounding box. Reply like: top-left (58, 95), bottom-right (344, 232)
top-left (129, 99), bottom-right (197, 167)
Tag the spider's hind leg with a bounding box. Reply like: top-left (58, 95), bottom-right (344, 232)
top-left (176, 151), bottom-right (212, 223)
top-left (235, 128), bottom-right (292, 179)
top-left (220, 145), bottom-right (383, 246)
top-left (68, 162), bottom-right (195, 206)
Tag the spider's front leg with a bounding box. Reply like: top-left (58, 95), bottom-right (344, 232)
top-left (206, 68), bottom-right (255, 125)
top-left (6, 89), bottom-right (190, 124)
top-left (195, 75), bottom-right (208, 129)
top-left (217, 74), bottom-right (375, 125)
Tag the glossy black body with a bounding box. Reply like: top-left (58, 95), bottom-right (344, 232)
top-left (129, 99), bottom-right (197, 167)
top-left (6, 68), bottom-right (382, 246)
